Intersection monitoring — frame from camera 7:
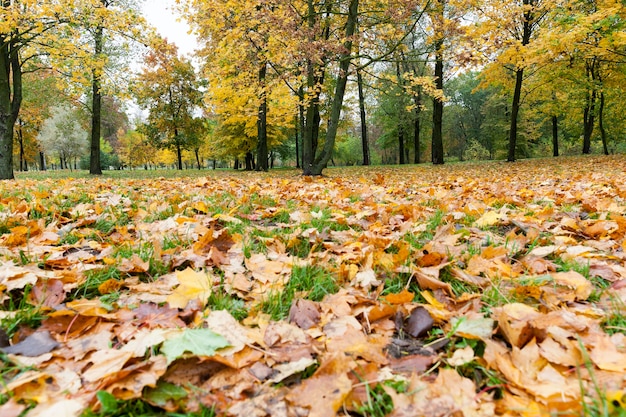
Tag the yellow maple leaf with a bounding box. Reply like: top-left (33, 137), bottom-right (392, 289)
top-left (167, 268), bottom-right (212, 309)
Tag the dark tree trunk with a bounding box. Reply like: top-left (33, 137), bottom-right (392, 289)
top-left (195, 148), bottom-right (202, 169)
top-left (430, 0), bottom-right (445, 165)
top-left (295, 112), bottom-right (300, 168)
top-left (357, 69), bottom-right (369, 166)
top-left (507, 0), bottom-right (533, 162)
top-left (245, 152), bottom-right (254, 170)
top-left (175, 135), bottom-right (183, 170)
top-left (234, 158), bottom-right (240, 170)
top-left (90, 19), bottom-right (104, 175)
top-left (17, 120), bottom-right (25, 171)
top-left (431, 45), bottom-right (444, 165)
top-left (256, 60), bottom-right (269, 171)
top-left (413, 93), bottom-right (421, 164)
top-left (0, 31), bottom-right (21, 180)
top-left (599, 91), bottom-right (608, 155)
top-left (582, 89), bottom-right (595, 155)
top-left (398, 125), bottom-right (405, 164)
top-left (39, 151), bottom-right (46, 171)
top-left (508, 68), bottom-right (524, 161)
top-left (552, 115), bottom-right (559, 157)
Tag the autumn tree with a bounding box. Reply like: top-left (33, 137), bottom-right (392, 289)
top-left (65, 0), bottom-right (152, 175)
top-left (14, 70), bottom-right (63, 171)
top-left (183, 0), bottom-right (297, 171)
top-left (0, 2), bottom-right (70, 179)
top-left (473, 0), bottom-right (552, 162)
top-left (37, 105), bottom-right (89, 170)
top-left (545, 0), bottom-right (626, 155)
top-left (133, 39), bottom-right (203, 170)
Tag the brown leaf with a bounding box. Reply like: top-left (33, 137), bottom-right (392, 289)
top-left (286, 354), bottom-right (353, 417)
top-left (2, 330), bottom-right (59, 356)
top-left (288, 298), bottom-right (320, 330)
top-left (404, 307), bottom-right (433, 338)
top-left (29, 279), bottom-right (66, 308)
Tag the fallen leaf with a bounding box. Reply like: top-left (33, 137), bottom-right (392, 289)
top-left (166, 267), bottom-right (212, 309)
top-left (161, 328), bottom-right (230, 364)
top-left (404, 307), bottom-right (433, 338)
top-left (288, 298), bottom-right (321, 330)
top-left (2, 331), bottom-right (59, 357)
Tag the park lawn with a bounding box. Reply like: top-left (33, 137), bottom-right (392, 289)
top-left (1, 155), bottom-right (626, 417)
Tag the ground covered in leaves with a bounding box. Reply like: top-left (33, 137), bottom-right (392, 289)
top-left (1, 156), bottom-right (626, 417)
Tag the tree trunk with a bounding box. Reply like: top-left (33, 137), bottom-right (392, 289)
top-left (256, 60), bottom-right (269, 171)
top-left (413, 93), bottom-right (421, 164)
top-left (431, 45), bottom-right (444, 165)
top-left (398, 125), bottom-right (405, 164)
top-left (295, 112), bottom-right (301, 168)
top-left (552, 115), bottom-right (559, 157)
top-left (17, 120), bottom-right (25, 171)
top-left (507, 68), bottom-right (524, 162)
top-left (507, 0), bottom-right (534, 162)
top-left (0, 33), bottom-right (21, 180)
top-left (598, 91), bottom-right (608, 155)
top-left (304, 0), bottom-right (358, 175)
top-left (357, 69), bottom-right (369, 166)
top-left (39, 151), bottom-right (46, 171)
top-left (234, 158), bottom-right (239, 170)
top-left (90, 20), bottom-right (104, 175)
top-left (195, 148), bottom-right (202, 169)
top-left (245, 152), bottom-right (254, 170)
top-left (175, 135), bottom-right (183, 170)
top-left (582, 89), bottom-right (595, 155)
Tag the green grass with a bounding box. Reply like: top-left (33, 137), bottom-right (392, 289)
top-left (207, 290), bottom-right (248, 321)
top-left (379, 272), bottom-right (427, 303)
top-left (0, 352), bottom-right (37, 408)
top-left (439, 267), bottom-right (480, 298)
top-left (0, 286), bottom-right (47, 338)
top-left (354, 379), bottom-right (408, 417)
top-left (73, 266), bottom-right (122, 300)
top-left (260, 265), bottom-right (339, 320)
top-left (403, 209), bottom-right (446, 249)
top-left (82, 388), bottom-right (216, 417)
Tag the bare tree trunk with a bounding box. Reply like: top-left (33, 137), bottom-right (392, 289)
top-left (357, 69), bottom-right (369, 165)
top-left (90, 17), bottom-right (104, 175)
top-left (0, 30), bottom-right (21, 180)
top-left (582, 90), bottom-right (595, 154)
top-left (431, 49), bottom-right (444, 165)
top-left (256, 60), bottom-right (269, 171)
top-left (507, 0), bottom-right (533, 162)
top-left (413, 93), bottom-right (422, 164)
top-left (295, 112), bottom-right (301, 168)
top-left (195, 148), bottom-right (202, 169)
top-left (431, 0), bottom-right (445, 165)
top-left (552, 115), bottom-right (559, 157)
top-left (599, 91), bottom-right (608, 155)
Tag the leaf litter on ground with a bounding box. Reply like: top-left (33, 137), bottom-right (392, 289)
top-left (0, 155), bottom-right (625, 416)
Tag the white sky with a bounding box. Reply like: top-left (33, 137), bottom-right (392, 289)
top-left (140, 0), bottom-right (198, 57)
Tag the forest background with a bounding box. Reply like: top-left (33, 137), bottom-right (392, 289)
top-left (1, 0), bottom-right (625, 179)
